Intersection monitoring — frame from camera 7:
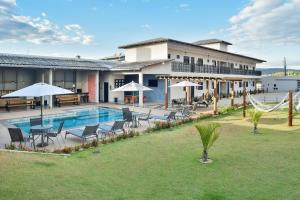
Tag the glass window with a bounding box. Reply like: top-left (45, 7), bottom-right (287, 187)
top-left (176, 55), bottom-right (180, 59)
top-left (183, 56), bottom-right (190, 64)
top-left (239, 81), bottom-right (242, 87)
top-left (197, 58), bottom-right (203, 66)
top-left (197, 82), bottom-right (203, 90)
top-left (148, 80), bottom-right (158, 87)
top-left (114, 79), bottom-right (125, 88)
top-left (168, 54), bottom-right (171, 59)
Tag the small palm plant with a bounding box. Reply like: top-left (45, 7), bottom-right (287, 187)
top-left (195, 123), bottom-right (220, 163)
top-left (248, 109), bottom-right (263, 134)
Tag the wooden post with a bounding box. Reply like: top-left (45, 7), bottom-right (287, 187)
top-left (288, 90), bottom-right (293, 127)
top-left (243, 81), bottom-right (246, 118)
top-left (213, 79), bottom-right (218, 115)
top-left (165, 79), bottom-right (168, 110)
top-left (230, 81), bottom-right (235, 107)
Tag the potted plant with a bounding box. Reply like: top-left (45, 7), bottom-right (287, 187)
top-left (195, 123), bottom-right (220, 163)
top-left (248, 109), bottom-right (263, 134)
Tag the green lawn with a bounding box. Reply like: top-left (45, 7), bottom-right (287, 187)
top-left (0, 110), bottom-right (300, 200)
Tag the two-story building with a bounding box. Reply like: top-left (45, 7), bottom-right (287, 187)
top-left (101, 38), bottom-right (265, 106)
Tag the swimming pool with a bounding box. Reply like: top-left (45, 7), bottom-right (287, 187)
top-left (8, 107), bottom-right (123, 135)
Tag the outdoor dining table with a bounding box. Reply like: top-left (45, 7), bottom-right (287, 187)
top-left (30, 124), bottom-right (53, 147)
top-left (131, 113), bottom-right (144, 128)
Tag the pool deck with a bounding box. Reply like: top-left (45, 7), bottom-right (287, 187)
top-left (0, 93), bottom-right (286, 151)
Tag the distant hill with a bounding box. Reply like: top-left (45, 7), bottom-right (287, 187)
top-left (258, 68), bottom-right (300, 75)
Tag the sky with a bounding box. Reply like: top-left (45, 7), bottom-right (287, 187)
top-left (0, 0), bottom-right (300, 68)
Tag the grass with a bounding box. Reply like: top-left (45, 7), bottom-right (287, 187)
top-left (0, 109), bottom-right (300, 200)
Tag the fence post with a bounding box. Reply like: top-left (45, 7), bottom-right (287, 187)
top-left (288, 90), bottom-right (293, 127)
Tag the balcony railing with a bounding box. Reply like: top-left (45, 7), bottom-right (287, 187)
top-left (171, 62), bottom-right (262, 76)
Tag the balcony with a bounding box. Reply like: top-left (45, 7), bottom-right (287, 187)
top-left (171, 62), bottom-right (262, 76)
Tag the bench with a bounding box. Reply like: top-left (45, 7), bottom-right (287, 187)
top-left (56, 95), bottom-right (80, 107)
top-left (6, 99), bottom-right (36, 111)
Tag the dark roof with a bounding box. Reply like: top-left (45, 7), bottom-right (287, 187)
top-left (111, 59), bottom-right (173, 71)
top-left (119, 38), bottom-right (265, 63)
top-left (0, 53), bottom-right (117, 70)
top-left (193, 39), bottom-right (232, 46)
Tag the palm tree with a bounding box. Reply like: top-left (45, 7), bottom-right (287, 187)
top-left (248, 109), bottom-right (263, 134)
top-left (195, 123), bottom-right (220, 163)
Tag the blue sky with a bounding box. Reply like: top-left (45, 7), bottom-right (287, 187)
top-left (0, 0), bottom-right (300, 68)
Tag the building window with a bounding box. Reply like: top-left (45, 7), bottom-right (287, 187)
top-left (230, 63), bottom-right (234, 69)
top-left (239, 64), bottom-right (243, 69)
top-left (114, 79), bottom-right (124, 88)
top-left (246, 81), bottom-right (248, 87)
top-left (252, 81), bottom-right (255, 87)
top-left (212, 60), bottom-right (216, 66)
top-left (211, 82), bottom-right (214, 89)
top-left (197, 58), bottom-right (203, 66)
top-left (197, 82), bottom-right (203, 90)
top-left (239, 81), bottom-right (242, 88)
top-left (148, 80), bottom-right (158, 87)
top-left (176, 55), bottom-right (180, 59)
top-left (168, 54), bottom-right (171, 59)
top-left (183, 56), bottom-right (190, 64)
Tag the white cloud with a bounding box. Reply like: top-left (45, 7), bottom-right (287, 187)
top-left (229, 0), bottom-right (300, 45)
top-left (0, 0), bottom-right (93, 45)
top-left (141, 24), bottom-right (151, 30)
top-left (178, 3), bottom-right (190, 11)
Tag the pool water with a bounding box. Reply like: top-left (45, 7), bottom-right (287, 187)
top-left (9, 107), bottom-right (123, 135)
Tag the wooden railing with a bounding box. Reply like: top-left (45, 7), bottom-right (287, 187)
top-left (171, 62), bottom-right (262, 76)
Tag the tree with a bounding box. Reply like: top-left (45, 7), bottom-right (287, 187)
top-left (248, 109), bottom-right (263, 134)
top-left (195, 123), bottom-right (220, 163)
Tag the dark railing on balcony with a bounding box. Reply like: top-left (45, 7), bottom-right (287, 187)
top-left (171, 62), bottom-right (262, 76)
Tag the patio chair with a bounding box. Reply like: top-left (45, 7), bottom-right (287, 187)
top-left (122, 108), bottom-right (133, 127)
top-left (156, 111), bottom-right (177, 122)
top-left (65, 124), bottom-right (99, 142)
top-left (176, 107), bottom-right (191, 119)
top-left (138, 109), bottom-right (152, 126)
top-left (8, 127), bottom-right (31, 147)
top-left (99, 120), bottom-right (126, 138)
top-left (46, 121), bottom-right (64, 146)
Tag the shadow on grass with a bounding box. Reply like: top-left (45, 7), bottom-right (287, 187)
top-left (34, 161), bottom-right (56, 167)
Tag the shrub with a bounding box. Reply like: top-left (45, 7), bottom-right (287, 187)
top-left (74, 145), bottom-right (81, 152)
top-left (91, 139), bottom-right (99, 147)
top-left (81, 143), bottom-right (91, 149)
top-left (5, 143), bottom-right (16, 150)
top-left (195, 123), bottom-right (220, 163)
top-left (61, 147), bottom-right (72, 154)
top-left (248, 109), bottom-right (263, 134)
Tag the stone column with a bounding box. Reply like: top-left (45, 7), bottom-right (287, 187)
top-left (138, 73), bottom-right (143, 107)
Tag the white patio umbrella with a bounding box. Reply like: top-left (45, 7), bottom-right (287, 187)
top-left (170, 80), bottom-right (200, 104)
top-left (2, 82), bottom-right (73, 124)
top-left (112, 81), bottom-right (152, 107)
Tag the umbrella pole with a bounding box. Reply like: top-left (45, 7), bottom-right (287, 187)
top-left (40, 96), bottom-right (43, 126)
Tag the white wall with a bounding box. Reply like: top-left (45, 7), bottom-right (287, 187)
top-left (200, 43), bottom-right (228, 51)
top-left (124, 43), bottom-right (168, 62)
top-left (261, 76), bottom-right (300, 92)
top-left (99, 72), bottom-right (125, 103)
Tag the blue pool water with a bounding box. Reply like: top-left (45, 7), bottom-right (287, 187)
top-left (9, 107), bottom-right (123, 135)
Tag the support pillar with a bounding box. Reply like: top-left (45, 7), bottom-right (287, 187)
top-left (48, 69), bottom-right (53, 108)
top-left (230, 81), bottom-right (235, 107)
top-left (95, 71), bottom-right (99, 103)
top-left (213, 79), bottom-right (218, 115)
top-left (138, 73), bottom-right (143, 107)
top-left (288, 90), bottom-right (293, 127)
top-left (243, 81), bottom-right (246, 118)
top-left (205, 79), bottom-right (209, 99)
top-left (165, 79), bottom-right (168, 110)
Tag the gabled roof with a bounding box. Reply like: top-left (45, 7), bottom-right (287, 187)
top-left (0, 53), bottom-right (116, 70)
top-left (119, 37), bottom-right (266, 63)
top-left (193, 39), bottom-right (232, 46)
top-left (111, 59), bottom-right (173, 71)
